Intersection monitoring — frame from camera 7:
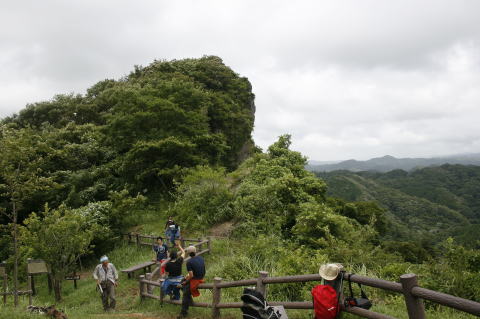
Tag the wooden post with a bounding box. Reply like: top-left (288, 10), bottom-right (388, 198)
top-left (73, 270), bottom-right (78, 289)
top-left (146, 272), bottom-right (152, 294)
top-left (400, 274), bottom-right (426, 319)
top-left (159, 278), bottom-right (165, 306)
top-left (128, 232), bottom-right (132, 243)
top-left (212, 277), bottom-right (222, 319)
top-left (30, 275), bottom-right (36, 296)
top-left (207, 237), bottom-right (212, 253)
top-left (198, 237), bottom-right (203, 252)
top-left (256, 271), bottom-right (269, 298)
top-left (47, 273), bottom-right (52, 295)
top-left (2, 274), bottom-right (6, 305)
top-left (27, 275), bottom-right (32, 306)
top-left (136, 233), bottom-right (140, 247)
top-left (181, 238), bottom-right (186, 248)
top-left (139, 275), bottom-right (145, 301)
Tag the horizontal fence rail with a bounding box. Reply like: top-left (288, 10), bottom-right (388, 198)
top-left (139, 269), bottom-right (480, 319)
top-left (122, 232), bottom-right (206, 249)
top-left (121, 234), bottom-right (212, 280)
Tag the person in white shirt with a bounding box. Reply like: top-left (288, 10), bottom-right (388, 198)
top-left (93, 256), bottom-right (118, 312)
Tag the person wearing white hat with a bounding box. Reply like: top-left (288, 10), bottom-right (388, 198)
top-left (178, 245), bottom-right (206, 318)
top-left (93, 256), bottom-right (118, 312)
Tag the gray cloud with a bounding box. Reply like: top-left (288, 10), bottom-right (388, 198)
top-left (1, 0), bottom-right (480, 160)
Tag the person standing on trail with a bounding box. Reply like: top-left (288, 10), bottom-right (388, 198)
top-left (165, 216), bottom-right (175, 230)
top-left (163, 244), bottom-right (186, 300)
top-left (152, 237), bottom-right (169, 277)
top-left (93, 256), bottom-right (118, 312)
top-left (165, 216), bottom-right (181, 247)
top-left (178, 246), bottom-right (205, 318)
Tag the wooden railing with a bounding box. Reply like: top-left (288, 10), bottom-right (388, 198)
top-left (122, 232), bottom-right (207, 249)
top-left (1, 261), bottom-right (33, 306)
top-left (139, 270), bottom-right (480, 319)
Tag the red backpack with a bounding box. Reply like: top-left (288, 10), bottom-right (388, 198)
top-left (311, 285), bottom-right (340, 319)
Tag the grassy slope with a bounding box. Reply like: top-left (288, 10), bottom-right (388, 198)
top-left (0, 205), bottom-right (477, 319)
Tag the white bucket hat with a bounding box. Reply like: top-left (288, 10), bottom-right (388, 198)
top-left (319, 263), bottom-right (343, 281)
top-left (100, 256), bottom-right (109, 263)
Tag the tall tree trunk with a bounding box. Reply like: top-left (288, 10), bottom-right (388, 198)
top-left (13, 201), bottom-right (18, 307)
top-left (53, 278), bottom-right (62, 302)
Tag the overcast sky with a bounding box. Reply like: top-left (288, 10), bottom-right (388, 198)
top-left (1, 1), bottom-right (480, 161)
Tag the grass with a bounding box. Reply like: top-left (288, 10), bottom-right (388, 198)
top-left (1, 205), bottom-right (478, 318)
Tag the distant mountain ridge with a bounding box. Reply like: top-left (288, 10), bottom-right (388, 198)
top-left (308, 153), bottom-right (480, 172)
top-left (316, 164), bottom-right (480, 246)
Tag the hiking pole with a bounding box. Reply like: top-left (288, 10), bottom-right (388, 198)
top-left (97, 283), bottom-right (103, 294)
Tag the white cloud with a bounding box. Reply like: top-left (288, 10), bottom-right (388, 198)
top-left (1, 0), bottom-right (480, 160)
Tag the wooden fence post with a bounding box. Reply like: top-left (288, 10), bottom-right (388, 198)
top-left (139, 275), bottom-right (145, 301)
top-left (207, 237), bottom-right (212, 253)
top-left (256, 271), bottom-right (269, 298)
top-left (159, 278), bottom-right (165, 306)
top-left (212, 277), bottom-right (223, 319)
top-left (400, 273), bottom-right (426, 319)
top-left (27, 275), bottom-right (32, 306)
top-left (146, 272), bottom-right (152, 294)
top-left (181, 238), bottom-right (186, 248)
top-left (128, 232), bottom-right (132, 243)
top-left (136, 233), bottom-right (140, 247)
top-left (198, 237), bottom-right (203, 251)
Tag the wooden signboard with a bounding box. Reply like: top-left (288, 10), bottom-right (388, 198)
top-left (65, 275), bottom-right (80, 281)
top-left (27, 259), bottom-right (49, 275)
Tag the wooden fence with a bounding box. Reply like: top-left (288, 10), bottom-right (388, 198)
top-left (123, 232), bottom-right (208, 250)
top-left (139, 270), bottom-right (480, 319)
top-left (0, 261), bottom-right (33, 306)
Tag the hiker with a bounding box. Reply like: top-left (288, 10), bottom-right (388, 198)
top-left (152, 236), bottom-right (169, 277)
top-left (178, 245), bottom-right (205, 318)
top-left (165, 216), bottom-right (176, 230)
top-left (93, 255), bottom-right (118, 312)
top-left (162, 243), bottom-right (186, 300)
top-left (166, 222), bottom-right (181, 247)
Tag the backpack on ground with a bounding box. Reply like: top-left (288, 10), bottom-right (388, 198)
top-left (311, 272), bottom-right (344, 319)
top-left (241, 288), bottom-right (287, 319)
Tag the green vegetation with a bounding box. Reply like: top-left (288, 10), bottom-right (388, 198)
top-left (0, 56), bottom-right (478, 318)
top-left (317, 166), bottom-right (480, 247)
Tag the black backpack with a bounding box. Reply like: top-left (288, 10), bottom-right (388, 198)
top-left (241, 288), bottom-right (284, 319)
top-left (344, 274), bottom-right (372, 310)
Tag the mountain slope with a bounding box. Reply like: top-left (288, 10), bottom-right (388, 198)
top-left (309, 154), bottom-right (480, 172)
top-left (321, 171), bottom-right (470, 239)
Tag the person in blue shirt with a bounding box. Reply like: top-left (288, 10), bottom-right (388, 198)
top-left (179, 246), bottom-right (205, 318)
top-left (152, 237), bottom-right (169, 276)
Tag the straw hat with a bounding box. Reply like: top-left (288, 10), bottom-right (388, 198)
top-left (319, 263), bottom-right (343, 281)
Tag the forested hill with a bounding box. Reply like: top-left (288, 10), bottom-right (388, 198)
top-left (316, 164), bottom-right (480, 246)
top-left (0, 56), bottom-right (256, 227)
top-left (308, 154), bottom-right (480, 172)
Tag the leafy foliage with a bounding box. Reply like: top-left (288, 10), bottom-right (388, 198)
top-left (21, 205), bottom-right (99, 301)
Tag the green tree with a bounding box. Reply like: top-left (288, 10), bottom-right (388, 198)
top-left (0, 126), bottom-right (57, 306)
top-left (21, 205), bottom-right (99, 301)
